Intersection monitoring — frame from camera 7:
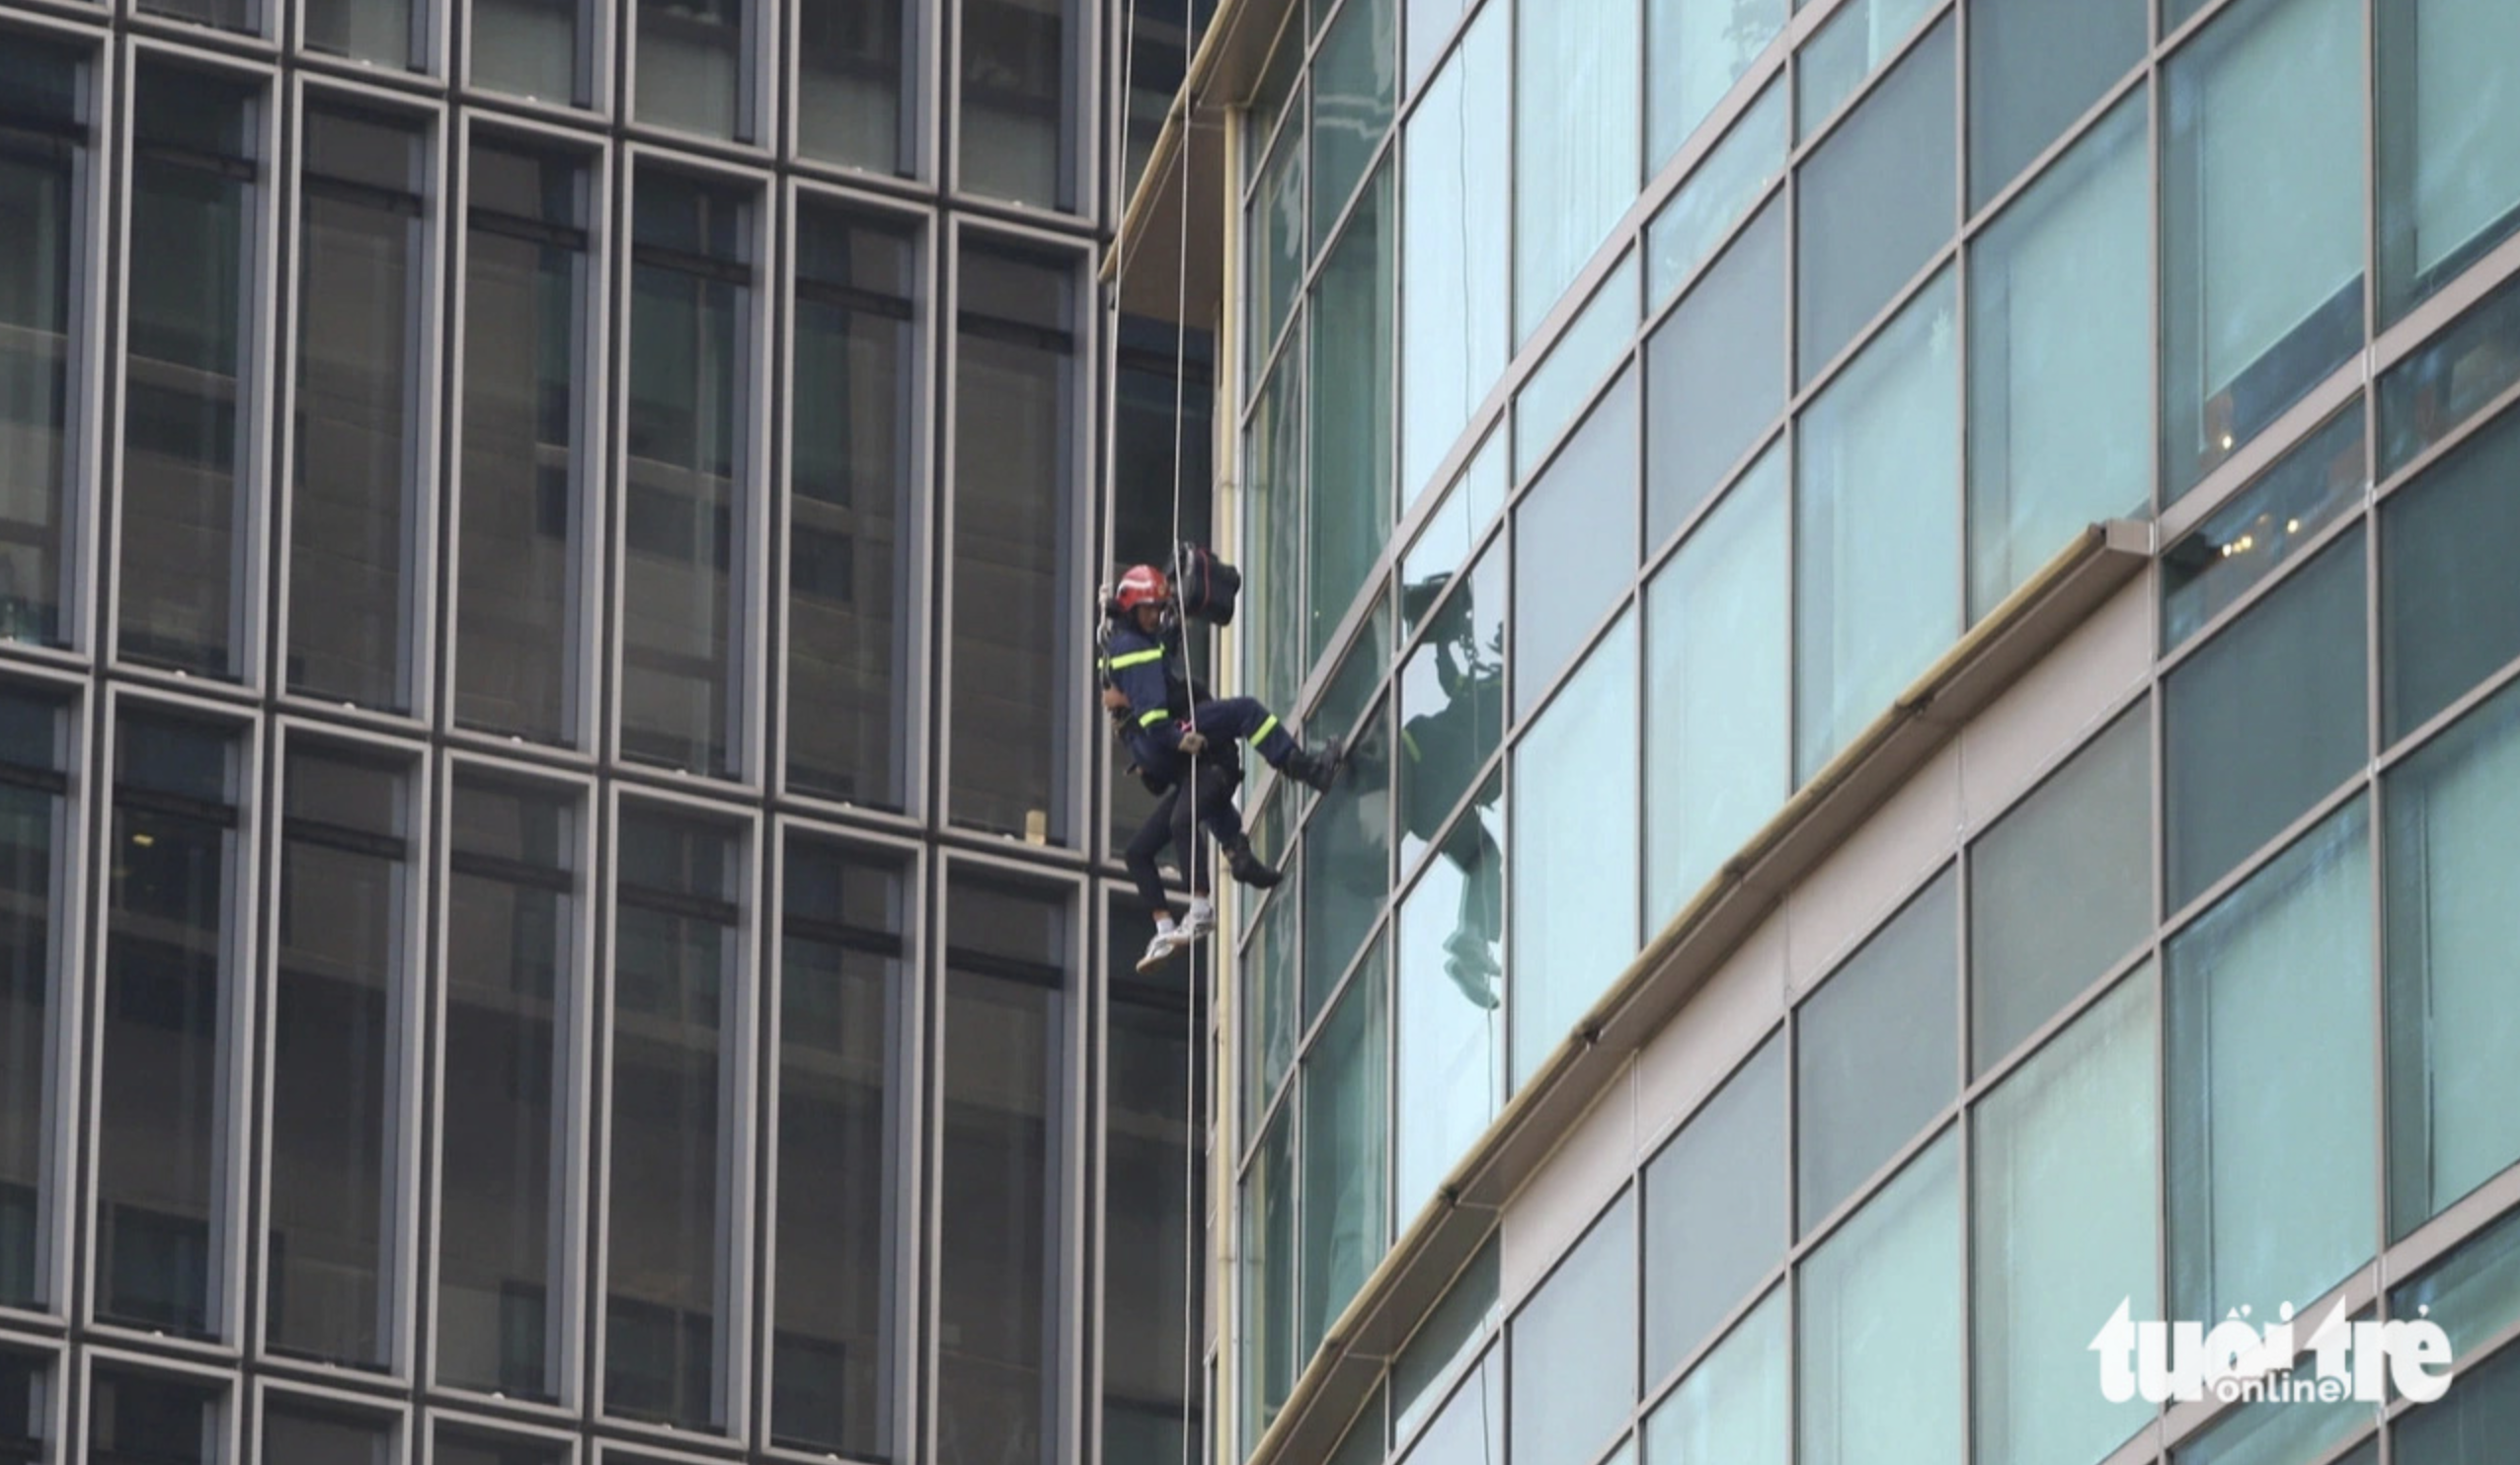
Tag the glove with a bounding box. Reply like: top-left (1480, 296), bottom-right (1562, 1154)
top-left (1178, 730), bottom-right (1208, 755)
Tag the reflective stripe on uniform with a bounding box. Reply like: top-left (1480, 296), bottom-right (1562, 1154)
top-left (1399, 728), bottom-right (1422, 762)
top-left (1101, 649), bottom-right (1164, 670)
top-left (1246, 715), bottom-right (1280, 746)
top-left (1140, 708), bottom-right (1171, 727)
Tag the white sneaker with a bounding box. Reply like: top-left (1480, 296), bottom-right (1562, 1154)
top-left (1137, 924), bottom-right (1190, 973)
top-left (1178, 897), bottom-right (1218, 940)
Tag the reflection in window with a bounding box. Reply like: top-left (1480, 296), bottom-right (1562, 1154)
top-left (1301, 948), bottom-right (1386, 1358)
top-left (1642, 1284), bottom-right (1784, 1465)
top-left (0, 691), bottom-right (61, 1310)
top-left (1510, 613), bottom-right (1637, 1085)
top-left (1967, 0), bottom-right (2143, 210)
top-left (1245, 347), bottom-right (1306, 721)
top-left (1794, 271), bottom-right (1957, 780)
top-left (1303, 660), bottom-right (1388, 1022)
top-left (2168, 803), bottom-right (2375, 1326)
top-left (1103, 963), bottom-right (1202, 1465)
top-left (0, 41), bottom-right (82, 651)
top-left (1514, 0), bottom-right (1638, 344)
top-left (1796, 0), bottom-right (1937, 136)
top-left (97, 713), bottom-right (240, 1337)
top-left (289, 107), bottom-right (426, 713)
top-left (305, 0), bottom-right (414, 68)
top-left (1795, 871), bottom-right (1956, 1233)
top-left (138, 0), bottom-right (253, 40)
top-left (1399, 2), bottom-right (1508, 501)
top-left (773, 838), bottom-right (906, 1457)
top-left (1966, 95), bottom-right (2149, 618)
top-left (1648, 81), bottom-right (1785, 309)
top-left (789, 206), bottom-right (916, 809)
top-left (437, 776), bottom-right (576, 1398)
top-left (269, 745), bottom-right (410, 1366)
top-left (261, 1399), bottom-right (393, 1464)
top-left (1395, 774), bottom-right (1502, 1211)
top-left (1398, 1345), bottom-right (1501, 1465)
top-left (458, 141), bottom-right (589, 745)
top-left (637, 0), bottom-right (747, 139)
top-left (952, 244), bottom-right (1075, 838)
top-left (471, 0), bottom-right (581, 103)
top-left (1398, 543), bottom-right (1503, 877)
top-left (2392, 1205), bottom-right (2520, 1360)
top-left (2161, 0), bottom-right (2364, 500)
top-left (119, 65), bottom-right (258, 678)
top-left (1973, 974), bottom-right (2156, 1465)
top-left (800, 0), bottom-right (909, 171)
top-left (1794, 18), bottom-right (1952, 385)
top-left (2169, 1375), bottom-right (2374, 1465)
top-left (624, 170), bottom-right (751, 778)
top-left (433, 1424), bottom-right (569, 1465)
top-left (1968, 706), bottom-right (2150, 1072)
top-left (2384, 684), bottom-right (2520, 1240)
top-left (0, 1352), bottom-right (43, 1459)
top-left (1310, 0), bottom-right (1394, 255)
top-left (1513, 371), bottom-right (1637, 722)
top-left (2161, 404), bottom-right (2365, 652)
top-left (2378, 272), bottom-right (2520, 478)
top-left (605, 809), bottom-right (744, 1427)
top-left (90, 1368), bottom-right (216, 1465)
top-left (2394, 1338), bottom-right (2520, 1464)
top-left (1516, 253), bottom-right (1638, 487)
top-left (2376, 0), bottom-right (2520, 325)
top-left (1511, 1194), bottom-right (1635, 1465)
top-left (1647, 201), bottom-right (1781, 549)
top-left (1391, 1239), bottom-right (1498, 1444)
top-left (938, 878), bottom-right (1066, 1465)
top-left (1248, 106), bottom-right (1306, 391)
top-left (1643, 1035), bottom-right (1783, 1382)
top-left (2380, 405), bottom-right (2520, 741)
top-left (2165, 533), bottom-right (2364, 909)
top-left (1309, 168), bottom-right (1395, 664)
top-left (1243, 853), bottom-right (1299, 1145)
top-left (1799, 1133), bottom-right (1961, 1465)
top-left (1646, 0), bottom-right (1783, 172)
top-left (960, 0), bottom-right (1074, 208)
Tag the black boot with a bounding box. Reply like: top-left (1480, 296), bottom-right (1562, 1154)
top-left (1224, 837), bottom-right (1283, 888)
top-left (1284, 734), bottom-right (1346, 794)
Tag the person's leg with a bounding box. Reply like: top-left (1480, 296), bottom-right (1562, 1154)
top-left (1130, 788), bottom-right (1197, 972)
top-left (1192, 697), bottom-right (1344, 791)
top-left (1185, 756), bottom-right (1281, 888)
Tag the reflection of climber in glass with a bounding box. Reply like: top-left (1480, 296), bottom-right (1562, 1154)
top-left (1400, 572), bottom-right (1504, 1010)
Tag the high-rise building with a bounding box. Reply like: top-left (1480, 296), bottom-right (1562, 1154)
top-left (0, 0), bottom-right (1223, 1460)
top-left (1108, 1), bottom-right (2520, 1464)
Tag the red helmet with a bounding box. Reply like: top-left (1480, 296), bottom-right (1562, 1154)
top-left (1115, 564), bottom-right (1170, 611)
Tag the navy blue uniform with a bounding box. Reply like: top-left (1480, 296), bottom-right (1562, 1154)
top-left (1102, 624), bottom-right (1299, 785)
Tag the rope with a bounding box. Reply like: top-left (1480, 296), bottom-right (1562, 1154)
top-left (1169, 1), bottom-right (1205, 1458)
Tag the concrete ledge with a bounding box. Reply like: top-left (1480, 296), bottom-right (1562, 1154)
top-left (1241, 517), bottom-right (2155, 1465)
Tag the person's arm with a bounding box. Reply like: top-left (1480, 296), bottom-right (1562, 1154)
top-left (1106, 641), bottom-right (1184, 756)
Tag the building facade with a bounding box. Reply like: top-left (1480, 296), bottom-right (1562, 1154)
top-left (1113, 0), bottom-right (2520, 1463)
top-left (0, 0), bottom-right (1221, 1460)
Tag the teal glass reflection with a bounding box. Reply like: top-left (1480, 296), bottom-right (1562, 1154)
top-left (2392, 1204), bottom-right (2520, 1359)
top-left (1798, 1132), bottom-right (1962, 1465)
top-left (1402, 430), bottom-right (1504, 597)
top-left (1245, 347), bottom-right (1307, 719)
top-left (1967, 0), bottom-right (2144, 210)
top-left (1313, 0), bottom-right (1397, 255)
top-left (1302, 946), bottom-right (1389, 1356)
top-left (1513, 370), bottom-right (1638, 722)
top-left (1648, 82), bottom-right (1786, 308)
top-left (1516, 253), bottom-right (1639, 484)
top-left (1309, 167), bottom-right (1396, 665)
top-left (1796, 0), bottom-right (1937, 136)
top-left (1643, 1285), bottom-right (1785, 1465)
top-left (1243, 854), bottom-right (1301, 1147)
top-left (2160, 404), bottom-right (2364, 654)
top-left (1392, 1237), bottom-right (1500, 1443)
top-left (1396, 774), bottom-right (1505, 1208)
top-left (1643, 1035), bottom-right (1785, 1382)
top-left (1511, 1195), bottom-right (1638, 1465)
top-left (2378, 405), bottom-right (2520, 742)
top-left (1646, 0), bottom-right (1785, 173)
top-left (1646, 201), bottom-right (1783, 552)
top-left (1243, 1107), bottom-right (1299, 1453)
top-left (1249, 110), bottom-right (1308, 389)
top-left (2377, 271), bottom-right (2520, 478)
top-left (1401, 2), bottom-right (1509, 501)
top-left (2375, 0), bottom-right (2520, 325)
top-left (1514, 0), bottom-right (1640, 345)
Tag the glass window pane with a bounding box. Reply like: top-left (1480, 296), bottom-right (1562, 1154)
top-left (458, 142), bottom-right (587, 744)
top-left (1966, 0), bottom-right (2144, 209)
top-left (1646, 0), bottom-right (1785, 172)
top-left (605, 810), bottom-right (743, 1427)
top-left (773, 838), bottom-right (906, 1456)
top-left (789, 206), bottom-right (917, 808)
top-left (2161, 403), bottom-right (2365, 652)
top-left (2384, 682), bottom-right (2520, 1239)
top-left (1794, 871), bottom-right (1956, 1233)
top-left (119, 66), bottom-right (258, 678)
top-left (1643, 1034), bottom-right (1784, 1382)
top-left (1648, 81), bottom-right (1786, 309)
top-left (1243, 854), bottom-right (1300, 1147)
top-left (960, 0), bottom-right (1075, 207)
top-left (305, 0), bottom-right (413, 67)
top-left (1644, 446), bottom-right (1786, 926)
top-left (800, 0), bottom-right (908, 171)
top-left (952, 244), bottom-right (1077, 839)
top-left (1794, 270), bottom-right (1959, 780)
top-left (2395, 1339), bottom-right (2520, 1465)
top-left (269, 746), bottom-right (409, 1365)
top-left (1972, 972), bottom-right (2158, 1465)
top-left (1405, 0), bottom-right (1466, 87)
top-left (2375, 0), bottom-right (2520, 325)
top-left (1966, 94), bottom-right (2150, 617)
top-left (1797, 0), bottom-right (1937, 136)
top-left (436, 777), bottom-right (576, 1398)
top-left (90, 1369), bottom-right (215, 1465)
top-left (1796, 1132), bottom-right (1961, 1465)
top-left (1514, 0), bottom-right (1639, 344)
top-left (1511, 1194), bottom-right (1637, 1465)
top-left (261, 1400), bottom-right (392, 1464)
top-left (1794, 17), bottom-right (1952, 385)
top-left (2381, 405), bottom-right (2520, 741)
top-left (1647, 200), bottom-right (1781, 548)
top-left (2169, 1375), bottom-right (2375, 1465)
top-left (938, 879), bottom-right (1066, 1465)
top-left (1398, 542), bottom-right (1503, 873)
top-left (2164, 532), bottom-right (2366, 909)
top-left (1399, 2), bottom-right (1508, 501)
top-left (1392, 1239), bottom-right (1499, 1444)
top-left (1326, 1386), bottom-right (1384, 1465)
top-left (1246, 343), bottom-right (1306, 721)
top-left (433, 1424), bottom-right (568, 1465)
top-left (1516, 253), bottom-right (1639, 486)
top-left (0, 40), bottom-right (80, 651)
top-left (1643, 1284), bottom-right (1785, 1465)
top-left (470, 0), bottom-right (581, 103)
top-left (0, 694), bottom-right (63, 1310)
top-left (1249, 112), bottom-right (1306, 391)
top-left (624, 172), bottom-right (751, 778)
top-left (1510, 613), bottom-right (1638, 1085)
top-left (1303, 677), bottom-right (1389, 1023)
top-left (1395, 774), bottom-right (1504, 1209)
top-left (97, 714), bottom-right (241, 1337)
top-left (2392, 1205), bottom-right (2520, 1360)
top-left (2161, 0), bottom-right (2365, 500)
top-left (2168, 801), bottom-right (2376, 1325)
top-left (1513, 369), bottom-right (1637, 721)
top-left (1103, 967), bottom-right (1203, 1465)
top-left (1399, 1345), bottom-right (1501, 1465)
top-left (637, 0), bottom-right (745, 138)
top-left (2378, 272), bottom-right (2520, 478)
top-left (1242, 1104), bottom-right (1297, 1454)
top-left (1968, 706), bottom-right (2151, 1072)
top-left (1301, 947), bottom-right (1388, 1355)
top-left (1312, 0), bottom-right (1396, 255)
top-left (1309, 166), bottom-right (1396, 663)
top-left (0, 1353), bottom-right (45, 1462)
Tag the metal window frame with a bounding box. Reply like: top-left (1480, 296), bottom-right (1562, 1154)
top-left (423, 1404), bottom-right (584, 1464)
top-left (251, 1374), bottom-right (416, 1461)
top-left (76, 1347), bottom-right (241, 1463)
top-left (942, 0), bottom-right (1101, 223)
top-left (616, 0), bottom-right (774, 153)
top-left (450, 0), bottom-right (614, 117)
